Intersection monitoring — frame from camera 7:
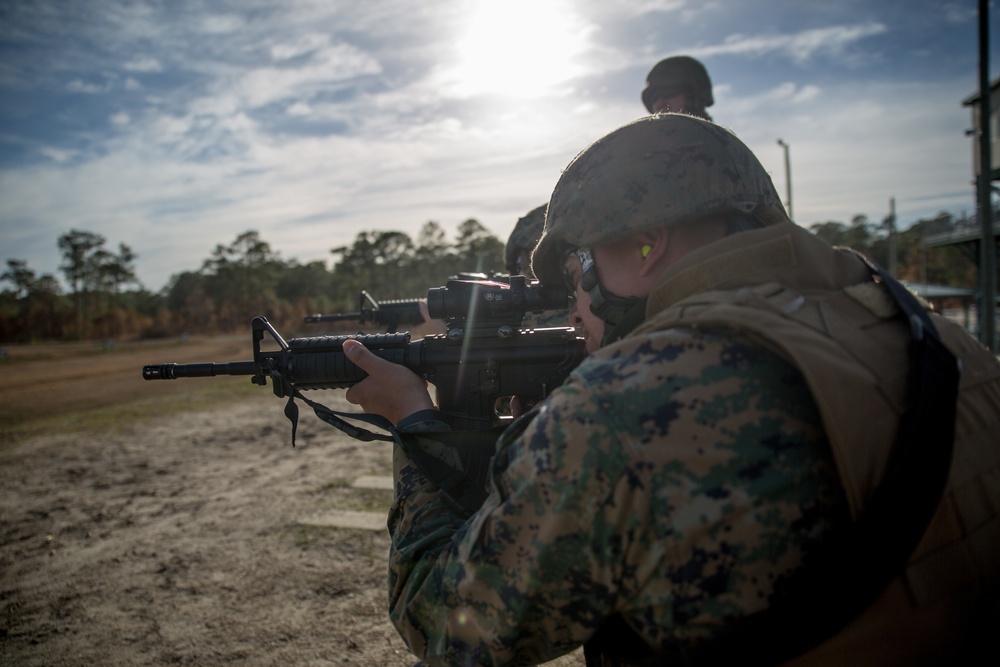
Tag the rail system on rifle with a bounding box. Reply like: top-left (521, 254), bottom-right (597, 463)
top-left (303, 291), bottom-right (424, 333)
top-left (142, 275), bottom-right (586, 437)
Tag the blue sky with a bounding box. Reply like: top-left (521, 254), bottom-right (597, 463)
top-left (1, 0), bottom-right (997, 292)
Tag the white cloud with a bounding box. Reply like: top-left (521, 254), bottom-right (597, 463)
top-left (592, 0), bottom-right (686, 19)
top-left (943, 2), bottom-right (977, 23)
top-left (37, 147), bottom-right (77, 163)
top-left (234, 43), bottom-right (382, 109)
top-left (735, 79), bottom-right (976, 228)
top-left (791, 85), bottom-right (822, 104)
top-left (270, 33), bottom-right (331, 62)
top-left (725, 82), bottom-right (823, 114)
top-left (67, 79), bottom-right (108, 94)
top-left (285, 101), bottom-right (312, 116)
top-left (697, 22), bottom-right (888, 65)
top-left (200, 14), bottom-right (246, 35)
top-left (124, 55), bottom-right (162, 73)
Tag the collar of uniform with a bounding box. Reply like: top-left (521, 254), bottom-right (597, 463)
top-left (645, 222), bottom-right (800, 317)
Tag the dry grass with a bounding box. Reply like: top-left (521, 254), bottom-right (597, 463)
top-left (0, 335), bottom-right (264, 447)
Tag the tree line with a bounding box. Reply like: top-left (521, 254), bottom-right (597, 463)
top-left (0, 211), bottom-right (981, 343)
top-left (0, 220), bottom-right (504, 342)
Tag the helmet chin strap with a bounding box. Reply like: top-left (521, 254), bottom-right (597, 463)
top-left (579, 262), bottom-right (647, 346)
top-left (601, 299), bottom-right (648, 345)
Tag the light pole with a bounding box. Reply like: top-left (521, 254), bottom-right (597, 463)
top-left (977, 0), bottom-right (996, 350)
top-left (776, 138), bottom-right (793, 221)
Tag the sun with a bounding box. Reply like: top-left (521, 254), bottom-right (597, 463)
top-left (444, 0), bottom-right (591, 99)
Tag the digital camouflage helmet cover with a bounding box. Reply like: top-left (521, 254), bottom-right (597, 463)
top-left (505, 204), bottom-right (547, 275)
top-left (531, 114), bottom-right (789, 288)
top-left (641, 55), bottom-right (714, 114)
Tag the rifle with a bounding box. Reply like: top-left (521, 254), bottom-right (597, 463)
top-left (143, 276), bottom-right (586, 439)
top-left (302, 274), bottom-right (505, 333)
top-left (303, 290), bottom-right (424, 333)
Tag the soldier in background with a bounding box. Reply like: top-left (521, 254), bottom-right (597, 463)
top-left (641, 55), bottom-right (714, 120)
top-left (504, 203), bottom-right (569, 330)
top-left (499, 54), bottom-right (715, 328)
top-left (342, 114), bottom-right (1000, 666)
top-left (504, 204), bottom-right (547, 278)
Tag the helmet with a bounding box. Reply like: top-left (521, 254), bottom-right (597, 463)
top-left (504, 204), bottom-right (547, 275)
top-left (532, 114), bottom-right (788, 288)
top-left (641, 56), bottom-right (714, 114)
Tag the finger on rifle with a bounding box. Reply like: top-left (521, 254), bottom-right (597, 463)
top-left (343, 338), bottom-right (381, 371)
top-left (342, 338), bottom-right (434, 419)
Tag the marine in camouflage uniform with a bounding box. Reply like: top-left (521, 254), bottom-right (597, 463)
top-left (504, 204), bottom-right (547, 278)
top-left (343, 115), bottom-right (1000, 666)
top-left (641, 56), bottom-right (713, 119)
top-left (504, 203), bottom-right (570, 330)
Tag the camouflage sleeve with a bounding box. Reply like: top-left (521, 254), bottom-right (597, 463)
top-left (387, 328), bottom-right (844, 664)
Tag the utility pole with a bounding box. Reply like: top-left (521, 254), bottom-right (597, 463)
top-left (978, 0), bottom-right (996, 349)
top-left (777, 138), bottom-right (793, 221)
top-left (886, 196), bottom-right (897, 277)
top-left (920, 219), bottom-right (928, 287)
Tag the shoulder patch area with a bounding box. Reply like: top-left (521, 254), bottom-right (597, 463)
top-left (844, 281), bottom-right (899, 319)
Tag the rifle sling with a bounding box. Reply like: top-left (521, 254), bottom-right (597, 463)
top-left (584, 262), bottom-right (961, 666)
top-left (281, 385), bottom-right (502, 516)
top-left (283, 385), bottom-right (397, 445)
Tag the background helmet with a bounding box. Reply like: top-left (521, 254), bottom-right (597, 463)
top-left (642, 56), bottom-right (714, 114)
top-left (532, 114), bottom-right (788, 288)
top-left (505, 203), bottom-right (547, 275)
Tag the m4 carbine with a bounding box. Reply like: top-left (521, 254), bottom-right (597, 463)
top-left (303, 290), bottom-right (424, 333)
top-left (303, 274), bottom-right (502, 333)
top-left (143, 276), bottom-right (586, 438)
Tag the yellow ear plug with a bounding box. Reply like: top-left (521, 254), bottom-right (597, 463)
top-left (641, 244), bottom-right (652, 258)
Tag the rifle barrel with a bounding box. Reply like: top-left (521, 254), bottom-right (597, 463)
top-left (142, 361), bottom-right (258, 380)
top-left (303, 312), bottom-right (362, 323)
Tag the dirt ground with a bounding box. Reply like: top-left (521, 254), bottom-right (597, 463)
top-left (0, 336), bottom-right (585, 666)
